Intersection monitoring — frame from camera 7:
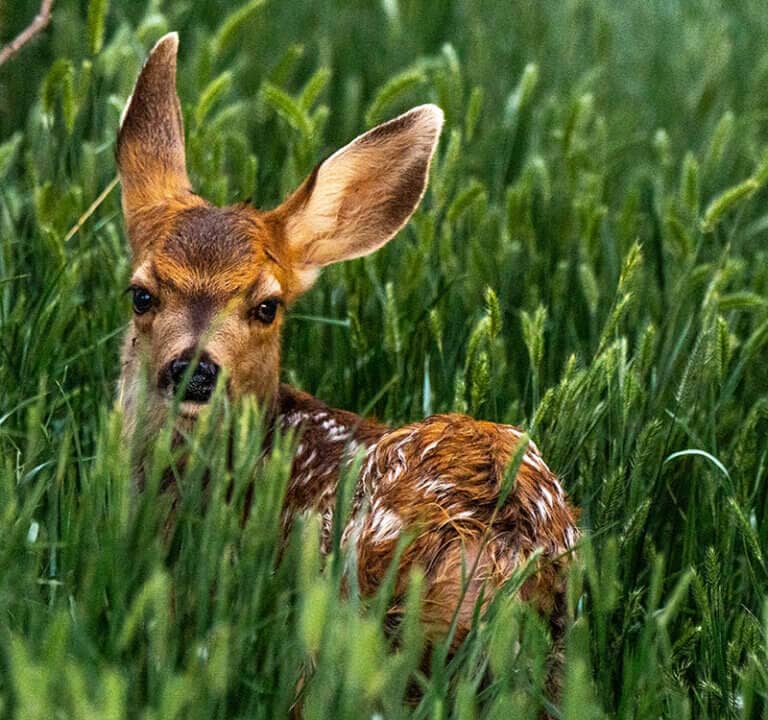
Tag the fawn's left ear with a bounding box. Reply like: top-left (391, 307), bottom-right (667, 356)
top-left (272, 104), bottom-right (443, 290)
top-left (117, 32), bottom-right (193, 249)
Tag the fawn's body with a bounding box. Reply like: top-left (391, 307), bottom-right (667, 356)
top-left (117, 33), bottom-right (578, 662)
top-left (278, 385), bottom-right (576, 646)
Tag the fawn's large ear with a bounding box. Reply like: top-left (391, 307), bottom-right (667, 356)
top-left (117, 33), bottom-right (191, 245)
top-left (273, 104), bottom-right (443, 290)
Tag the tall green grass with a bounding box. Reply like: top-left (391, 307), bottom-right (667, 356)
top-left (1, 0), bottom-right (768, 717)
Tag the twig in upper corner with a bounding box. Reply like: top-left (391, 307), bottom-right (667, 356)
top-left (0, 0), bottom-right (55, 69)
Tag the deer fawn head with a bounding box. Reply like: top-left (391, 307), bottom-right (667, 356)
top-left (116, 33), bottom-right (442, 435)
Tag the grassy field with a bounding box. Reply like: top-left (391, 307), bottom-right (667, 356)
top-left (1, 0), bottom-right (768, 717)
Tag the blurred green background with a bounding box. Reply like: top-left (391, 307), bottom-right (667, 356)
top-left (1, 1), bottom-right (768, 718)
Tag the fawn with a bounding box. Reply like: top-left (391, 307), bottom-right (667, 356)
top-left (116, 33), bottom-right (579, 655)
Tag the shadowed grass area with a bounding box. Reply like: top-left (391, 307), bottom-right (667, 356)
top-left (1, 0), bottom-right (767, 717)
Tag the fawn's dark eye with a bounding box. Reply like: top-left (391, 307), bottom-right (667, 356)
top-left (131, 287), bottom-right (154, 315)
top-left (251, 298), bottom-right (279, 325)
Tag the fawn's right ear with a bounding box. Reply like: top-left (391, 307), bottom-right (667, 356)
top-left (117, 32), bottom-right (192, 251)
top-left (271, 104), bottom-right (443, 292)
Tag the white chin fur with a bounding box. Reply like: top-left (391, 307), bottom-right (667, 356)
top-left (178, 400), bottom-right (205, 418)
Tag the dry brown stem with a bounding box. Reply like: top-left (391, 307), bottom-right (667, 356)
top-left (0, 0), bottom-right (55, 69)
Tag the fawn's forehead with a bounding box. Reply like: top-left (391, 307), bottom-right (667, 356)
top-left (143, 204), bottom-right (285, 297)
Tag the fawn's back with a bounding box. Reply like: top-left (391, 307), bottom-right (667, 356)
top-left (278, 385), bottom-right (577, 649)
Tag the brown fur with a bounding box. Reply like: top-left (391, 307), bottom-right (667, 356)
top-left (116, 33), bottom-right (579, 700)
top-left (276, 386), bottom-right (577, 709)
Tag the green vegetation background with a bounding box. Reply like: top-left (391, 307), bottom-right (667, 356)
top-left (1, 0), bottom-right (767, 717)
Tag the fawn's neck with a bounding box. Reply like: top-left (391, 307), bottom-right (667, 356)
top-left (276, 384), bottom-right (387, 539)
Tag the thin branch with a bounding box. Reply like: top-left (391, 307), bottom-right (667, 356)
top-left (0, 0), bottom-right (55, 69)
top-left (64, 175), bottom-right (119, 243)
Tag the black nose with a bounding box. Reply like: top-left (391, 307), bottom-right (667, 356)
top-left (169, 355), bottom-right (220, 403)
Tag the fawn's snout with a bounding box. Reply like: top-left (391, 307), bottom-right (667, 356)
top-left (160, 349), bottom-right (220, 403)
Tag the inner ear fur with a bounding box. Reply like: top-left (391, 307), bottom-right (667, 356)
top-left (272, 104), bottom-right (444, 289)
top-left (117, 32), bottom-right (194, 250)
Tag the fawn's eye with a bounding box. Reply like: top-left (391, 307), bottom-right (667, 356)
top-left (251, 298), bottom-right (279, 325)
top-left (131, 287), bottom-right (155, 315)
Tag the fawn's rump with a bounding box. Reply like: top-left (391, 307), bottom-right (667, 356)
top-left (342, 413), bottom-right (579, 646)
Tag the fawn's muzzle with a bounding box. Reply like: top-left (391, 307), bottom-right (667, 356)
top-left (160, 350), bottom-right (220, 403)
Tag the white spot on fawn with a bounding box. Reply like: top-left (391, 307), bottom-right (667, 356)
top-left (282, 410), bottom-right (309, 427)
top-left (341, 511), bottom-right (368, 556)
top-left (421, 477), bottom-right (452, 496)
top-left (564, 526), bottom-right (578, 548)
top-left (301, 449), bottom-right (318, 470)
top-left (370, 507), bottom-right (402, 543)
top-left (419, 439), bottom-right (440, 459)
top-left (536, 499), bottom-right (549, 522)
top-left (523, 452), bottom-right (546, 473)
top-left (383, 462), bottom-right (404, 488)
top-left (344, 439), bottom-right (361, 457)
top-left (324, 420), bottom-right (351, 442)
